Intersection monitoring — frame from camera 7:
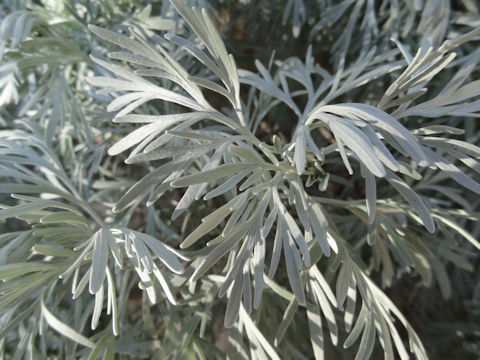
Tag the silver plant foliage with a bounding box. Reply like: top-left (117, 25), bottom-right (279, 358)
top-left (1, 0), bottom-right (480, 359)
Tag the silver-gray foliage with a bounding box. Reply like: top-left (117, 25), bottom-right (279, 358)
top-left (1, 0), bottom-right (480, 359)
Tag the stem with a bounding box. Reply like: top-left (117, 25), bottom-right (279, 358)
top-left (78, 200), bottom-right (107, 228)
top-left (212, 111), bottom-right (280, 166)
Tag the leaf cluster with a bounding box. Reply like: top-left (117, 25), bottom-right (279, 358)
top-left (1, 1), bottom-right (480, 359)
